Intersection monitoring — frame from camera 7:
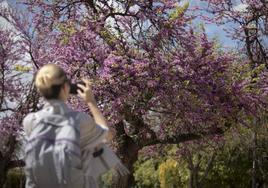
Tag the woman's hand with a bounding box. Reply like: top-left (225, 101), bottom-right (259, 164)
top-left (77, 78), bottom-right (97, 105)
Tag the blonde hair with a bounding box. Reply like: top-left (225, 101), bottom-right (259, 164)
top-left (35, 64), bottom-right (68, 99)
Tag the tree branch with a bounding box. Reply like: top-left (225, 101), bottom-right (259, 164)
top-left (143, 127), bottom-right (225, 147)
top-left (199, 152), bottom-right (216, 183)
top-left (8, 159), bottom-right (25, 169)
top-left (0, 108), bottom-right (16, 112)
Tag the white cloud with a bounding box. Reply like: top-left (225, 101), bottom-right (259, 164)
top-left (233, 3), bottom-right (248, 12)
top-left (0, 0), bottom-right (8, 8)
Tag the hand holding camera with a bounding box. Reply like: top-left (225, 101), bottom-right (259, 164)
top-left (70, 78), bottom-right (97, 105)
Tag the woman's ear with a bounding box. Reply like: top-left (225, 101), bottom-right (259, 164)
top-left (59, 82), bottom-right (70, 101)
top-left (64, 82), bottom-right (70, 93)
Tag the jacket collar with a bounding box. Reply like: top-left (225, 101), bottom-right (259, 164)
top-left (43, 99), bottom-right (70, 115)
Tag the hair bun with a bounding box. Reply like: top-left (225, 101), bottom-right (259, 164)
top-left (36, 74), bottom-right (53, 89)
top-left (35, 64), bottom-right (67, 90)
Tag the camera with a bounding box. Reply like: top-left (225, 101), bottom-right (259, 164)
top-left (70, 82), bottom-right (86, 95)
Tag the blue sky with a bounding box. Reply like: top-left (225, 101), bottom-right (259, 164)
top-left (187, 0), bottom-right (240, 48)
top-left (199, 21), bottom-right (238, 48)
top-left (6, 0), bottom-right (23, 9)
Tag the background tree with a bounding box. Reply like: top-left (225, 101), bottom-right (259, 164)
top-left (0, 2), bottom-right (39, 186)
top-left (200, 1), bottom-right (268, 186)
top-left (0, 28), bottom-right (26, 187)
top-left (200, 0), bottom-right (267, 67)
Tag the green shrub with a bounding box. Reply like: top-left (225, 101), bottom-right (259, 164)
top-left (100, 170), bottom-right (114, 188)
top-left (134, 158), bottom-right (160, 188)
top-left (4, 168), bottom-right (25, 188)
top-left (158, 158), bottom-right (188, 188)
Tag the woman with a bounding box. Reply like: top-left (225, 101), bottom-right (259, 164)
top-left (23, 64), bottom-right (127, 188)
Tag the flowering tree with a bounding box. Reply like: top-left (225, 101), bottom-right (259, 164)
top-left (0, 2), bottom-right (40, 186)
top-left (0, 0), bottom-right (267, 187)
top-left (18, 0), bottom-right (268, 187)
top-left (0, 29), bottom-right (26, 186)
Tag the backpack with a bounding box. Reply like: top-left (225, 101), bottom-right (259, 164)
top-left (24, 109), bottom-right (82, 188)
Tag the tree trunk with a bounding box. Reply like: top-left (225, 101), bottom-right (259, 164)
top-left (189, 168), bottom-right (199, 188)
top-left (111, 121), bottom-right (139, 188)
top-left (252, 120), bottom-right (258, 188)
top-left (0, 159), bottom-right (8, 188)
top-left (0, 136), bottom-right (18, 188)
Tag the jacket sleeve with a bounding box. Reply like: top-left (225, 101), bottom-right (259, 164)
top-left (78, 112), bottom-right (108, 149)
